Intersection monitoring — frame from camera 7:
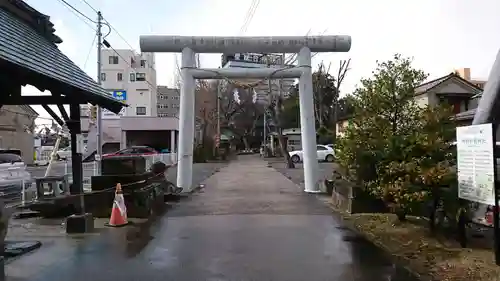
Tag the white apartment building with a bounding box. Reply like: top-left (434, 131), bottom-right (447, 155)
top-left (100, 49), bottom-right (157, 117)
top-left (81, 49), bottom-right (179, 157)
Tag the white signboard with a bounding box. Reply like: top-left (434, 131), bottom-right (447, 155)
top-left (102, 90), bottom-right (127, 119)
top-left (456, 123), bottom-right (496, 205)
top-left (101, 107), bottom-right (126, 119)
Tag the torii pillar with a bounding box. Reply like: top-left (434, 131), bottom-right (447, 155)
top-left (140, 35), bottom-right (352, 192)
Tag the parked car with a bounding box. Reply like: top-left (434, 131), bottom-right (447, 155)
top-left (288, 145), bottom-right (335, 163)
top-left (56, 146), bottom-right (72, 161)
top-left (0, 153), bottom-right (32, 203)
top-left (102, 146), bottom-right (159, 158)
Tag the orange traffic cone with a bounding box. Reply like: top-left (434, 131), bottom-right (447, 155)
top-left (106, 183), bottom-right (128, 227)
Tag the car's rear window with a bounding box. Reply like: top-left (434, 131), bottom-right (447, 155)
top-left (0, 153), bottom-right (23, 164)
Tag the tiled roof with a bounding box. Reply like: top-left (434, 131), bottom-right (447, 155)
top-left (415, 72), bottom-right (483, 95)
top-left (0, 4), bottom-right (125, 114)
top-left (415, 73), bottom-right (454, 94)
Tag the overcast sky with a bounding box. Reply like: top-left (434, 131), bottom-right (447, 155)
top-left (25, 0), bottom-right (500, 124)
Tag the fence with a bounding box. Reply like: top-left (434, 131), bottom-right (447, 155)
top-left (33, 149), bottom-right (52, 166)
top-left (63, 153), bottom-right (177, 191)
top-left (1, 153), bottom-right (178, 207)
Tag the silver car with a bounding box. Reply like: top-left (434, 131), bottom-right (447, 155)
top-left (0, 152), bottom-right (32, 203)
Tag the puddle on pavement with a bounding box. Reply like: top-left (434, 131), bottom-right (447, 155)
top-left (344, 232), bottom-right (421, 281)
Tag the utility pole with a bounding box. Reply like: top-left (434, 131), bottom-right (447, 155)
top-left (96, 11), bottom-right (103, 175)
top-left (216, 82), bottom-right (221, 149)
top-left (264, 80), bottom-right (269, 148)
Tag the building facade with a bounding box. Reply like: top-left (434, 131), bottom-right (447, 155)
top-left (80, 49), bottom-right (179, 157)
top-left (157, 86), bottom-right (180, 117)
top-left (100, 49), bottom-right (157, 117)
top-left (335, 70), bottom-right (485, 138)
top-left (0, 105), bottom-right (38, 164)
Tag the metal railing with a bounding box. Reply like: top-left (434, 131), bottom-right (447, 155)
top-left (63, 153), bottom-right (177, 191)
top-left (2, 153), bottom-right (178, 207)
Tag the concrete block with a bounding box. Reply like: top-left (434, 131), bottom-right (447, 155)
top-left (66, 213), bottom-right (94, 234)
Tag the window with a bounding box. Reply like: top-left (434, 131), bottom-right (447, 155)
top-left (0, 153), bottom-right (23, 164)
top-left (109, 56), bottom-right (118, 64)
top-left (136, 147), bottom-right (156, 154)
top-left (140, 60), bottom-right (146, 67)
top-left (136, 106), bottom-right (146, 115)
top-left (136, 73), bottom-right (146, 81)
top-left (117, 148), bottom-right (134, 155)
top-left (317, 145), bottom-right (328, 151)
top-left (100, 73), bottom-right (106, 81)
top-left (172, 96), bottom-right (179, 100)
top-left (171, 104), bottom-right (179, 108)
top-left (130, 73), bottom-right (136, 82)
top-left (117, 73), bottom-right (123, 81)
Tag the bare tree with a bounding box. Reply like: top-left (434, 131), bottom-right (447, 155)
top-left (331, 59), bottom-right (351, 144)
top-left (267, 80), bottom-right (295, 168)
top-left (174, 54), bottom-right (218, 148)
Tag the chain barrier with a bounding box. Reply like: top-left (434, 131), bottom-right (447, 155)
top-left (5, 152), bottom-right (195, 209)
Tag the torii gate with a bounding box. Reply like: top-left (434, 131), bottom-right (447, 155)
top-left (140, 35), bottom-right (352, 193)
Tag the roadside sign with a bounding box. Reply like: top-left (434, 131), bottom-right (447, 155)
top-left (456, 123), bottom-right (495, 205)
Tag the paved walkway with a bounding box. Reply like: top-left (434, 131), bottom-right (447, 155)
top-left (9, 156), bottom-right (417, 281)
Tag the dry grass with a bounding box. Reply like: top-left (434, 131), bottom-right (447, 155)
top-left (335, 210), bottom-right (500, 281)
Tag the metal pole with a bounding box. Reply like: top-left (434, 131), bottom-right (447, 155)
top-left (264, 59), bottom-right (271, 148)
top-left (264, 81), bottom-right (269, 148)
top-left (96, 11), bottom-right (103, 175)
top-left (217, 82), bottom-right (221, 146)
top-left (492, 123), bottom-right (500, 265)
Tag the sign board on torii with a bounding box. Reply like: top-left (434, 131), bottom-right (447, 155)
top-left (140, 35), bottom-right (352, 193)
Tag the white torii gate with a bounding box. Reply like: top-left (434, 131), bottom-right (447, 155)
top-left (140, 35), bottom-right (352, 193)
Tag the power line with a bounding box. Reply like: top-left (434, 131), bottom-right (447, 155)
top-left (239, 0), bottom-right (260, 35)
top-left (58, 1), bottom-right (157, 93)
top-left (83, 33), bottom-right (97, 69)
top-left (239, 0), bottom-right (256, 34)
top-left (106, 45), bottom-right (157, 92)
top-left (76, 0), bottom-right (137, 53)
top-left (58, 0), bottom-right (97, 26)
top-left (103, 20), bottom-right (136, 51)
top-left (79, 0), bottom-right (98, 13)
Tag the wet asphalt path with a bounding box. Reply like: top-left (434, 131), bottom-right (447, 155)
top-left (21, 156), bottom-right (417, 281)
